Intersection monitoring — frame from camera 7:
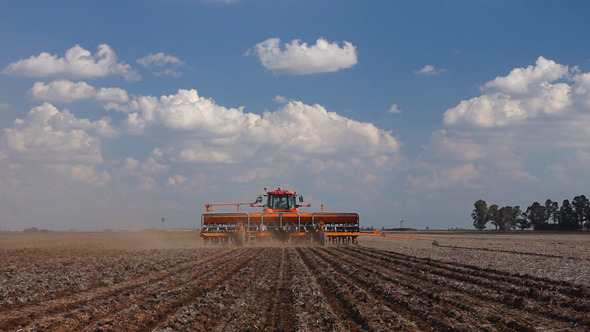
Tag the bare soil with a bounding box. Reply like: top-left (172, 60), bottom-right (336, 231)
top-left (1, 231), bottom-right (588, 331)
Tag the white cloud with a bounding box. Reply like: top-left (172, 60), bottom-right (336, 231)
top-left (137, 52), bottom-right (185, 78)
top-left (443, 56), bottom-right (587, 128)
top-left (0, 103), bottom-right (110, 165)
top-left (179, 146), bottom-right (235, 164)
top-left (114, 153), bottom-right (169, 193)
top-left (407, 164), bottom-right (480, 190)
top-left (119, 151), bottom-right (169, 175)
top-left (137, 52), bottom-right (185, 67)
top-left (415, 65), bottom-right (445, 76)
top-left (249, 38), bottom-right (358, 75)
top-left (167, 174), bottom-right (188, 186)
top-left (410, 57), bottom-right (590, 197)
top-left (108, 89), bottom-right (400, 159)
top-left (484, 56), bottom-right (570, 94)
top-left (111, 89), bottom-right (257, 136)
top-left (30, 80), bottom-right (129, 103)
top-left (96, 89), bottom-right (403, 196)
top-left (51, 164), bottom-right (110, 186)
top-left (274, 95), bottom-right (288, 103)
top-left (254, 100), bottom-right (399, 156)
top-left (153, 69), bottom-right (182, 78)
top-left (388, 104), bottom-right (402, 114)
top-left (426, 130), bottom-right (487, 162)
top-left (3, 44), bottom-right (140, 81)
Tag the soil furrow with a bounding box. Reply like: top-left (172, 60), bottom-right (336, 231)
top-left (0, 249), bottom-right (215, 312)
top-left (349, 246), bottom-right (590, 311)
top-left (311, 247), bottom-right (467, 331)
top-left (356, 246), bottom-right (590, 300)
top-left (153, 248), bottom-right (277, 331)
top-left (118, 248), bottom-right (262, 331)
top-left (346, 246), bottom-right (589, 328)
top-left (330, 247), bottom-right (575, 330)
top-left (298, 247), bottom-right (417, 331)
top-left (15, 249), bottom-right (245, 331)
top-left (289, 247), bottom-right (345, 331)
top-left (0, 249), bottom-right (231, 331)
top-left (208, 248), bottom-right (280, 331)
top-left (261, 248), bottom-right (297, 331)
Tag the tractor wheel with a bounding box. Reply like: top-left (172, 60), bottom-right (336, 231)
top-left (235, 230), bottom-right (245, 247)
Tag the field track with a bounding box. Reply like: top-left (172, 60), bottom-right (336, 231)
top-left (1, 246), bottom-right (589, 331)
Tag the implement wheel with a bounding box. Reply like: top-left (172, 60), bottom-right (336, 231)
top-left (316, 230), bottom-right (326, 246)
top-left (235, 230), bottom-right (245, 246)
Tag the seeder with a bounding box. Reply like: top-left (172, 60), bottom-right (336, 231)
top-left (200, 187), bottom-right (360, 246)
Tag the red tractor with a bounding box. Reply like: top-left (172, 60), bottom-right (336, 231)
top-left (200, 187), bottom-right (360, 246)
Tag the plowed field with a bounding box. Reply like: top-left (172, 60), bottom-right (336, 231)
top-left (1, 232), bottom-right (589, 331)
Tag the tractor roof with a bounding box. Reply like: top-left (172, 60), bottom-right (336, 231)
top-left (267, 187), bottom-right (294, 195)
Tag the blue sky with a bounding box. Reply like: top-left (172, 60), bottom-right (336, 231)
top-left (1, 0), bottom-right (589, 231)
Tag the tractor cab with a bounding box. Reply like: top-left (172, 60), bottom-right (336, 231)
top-left (251, 187), bottom-right (309, 212)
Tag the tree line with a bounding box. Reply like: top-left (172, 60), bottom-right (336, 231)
top-left (471, 195), bottom-right (590, 231)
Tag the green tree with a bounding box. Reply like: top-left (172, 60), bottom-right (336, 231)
top-left (572, 195), bottom-right (590, 230)
top-left (497, 206), bottom-right (519, 230)
top-left (499, 206), bottom-right (511, 230)
top-left (545, 199), bottom-right (559, 224)
top-left (558, 199), bottom-right (577, 230)
top-left (525, 202), bottom-right (547, 230)
top-left (511, 206), bottom-right (525, 230)
top-left (471, 199), bottom-right (489, 230)
top-left (516, 207), bottom-right (531, 230)
top-left (488, 204), bottom-right (500, 230)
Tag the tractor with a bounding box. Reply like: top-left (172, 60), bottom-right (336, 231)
top-left (200, 187), bottom-right (360, 246)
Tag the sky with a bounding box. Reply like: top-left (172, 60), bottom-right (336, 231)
top-left (1, 0), bottom-right (590, 231)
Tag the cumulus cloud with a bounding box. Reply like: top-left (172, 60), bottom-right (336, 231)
top-left (137, 52), bottom-right (185, 78)
top-left (0, 103), bottom-right (113, 164)
top-left (249, 38), bottom-right (358, 75)
top-left (108, 89), bottom-right (400, 159)
top-left (253, 100), bottom-right (399, 156)
top-left (443, 57), bottom-right (582, 127)
top-left (30, 80), bottom-right (129, 103)
top-left (110, 89), bottom-right (257, 136)
top-left (3, 44), bottom-right (140, 81)
top-left (410, 56), bottom-right (590, 194)
top-left (484, 56), bottom-right (570, 94)
top-left (415, 65), bottom-right (445, 76)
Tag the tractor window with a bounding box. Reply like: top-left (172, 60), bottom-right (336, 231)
top-left (270, 194), bottom-right (291, 210)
